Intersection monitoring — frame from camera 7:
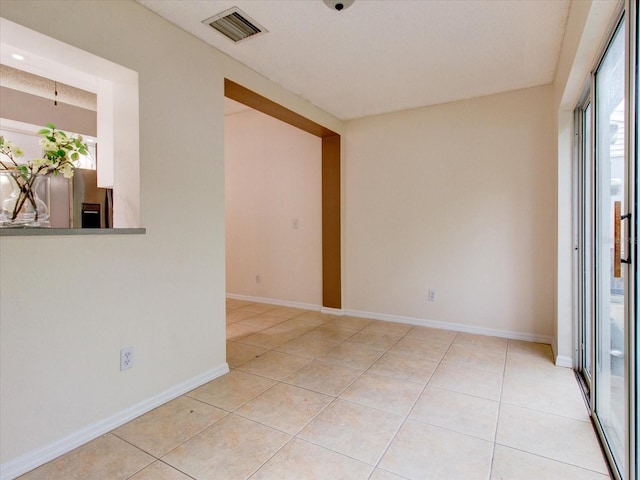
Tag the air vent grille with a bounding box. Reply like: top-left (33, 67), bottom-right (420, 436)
top-left (203, 7), bottom-right (267, 43)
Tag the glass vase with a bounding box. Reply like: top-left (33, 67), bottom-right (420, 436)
top-left (0, 170), bottom-right (51, 227)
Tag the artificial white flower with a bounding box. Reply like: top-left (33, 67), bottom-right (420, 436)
top-left (60, 163), bottom-right (74, 179)
top-left (3, 124), bottom-right (87, 180)
top-left (4, 141), bottom-right (23, 156)
top-left (39, 138), bottom-right (57, 151)
top-left (30, 158), bottom-right (50, 173)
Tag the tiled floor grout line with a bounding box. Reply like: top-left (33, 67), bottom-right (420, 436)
top-left (493, 342), bottom-right (613, 478)
top-left (232, 312), bottom-right (368, 479)
top-left (486, 338), bottom-right (509, 480)
top-left (244, 430), bottom-right (296, 479)
top-left (491, 443), bottom-right (615, 477)
top-left (113, 430), bottom-right (201, 480)
top-left (367, 331), bottom-right (461, 476)
top-left (253, 319), bottom-right (444, 478)
top-left (495, 400), bottom-right (596, 422)
top-left (232, 331), bottom-right (598, 407)
top-left (227, 311), bottom-right (372, 478)
top-left (231, 315), bottom-right (429, 477)
top-left (230, 306), bottom-right (610, 478)
top-left (105, 434), bottom-right (157, 480)
top-left (154, 459), bottom-right (198, 480)
top-left (119, 398), bottom-right (236, 474)
top-left (239, 339), bottom-right (390, 476)
top-left (232, 318), bottom-right (358, 351)
top-left (242, 392), bottom-right (344, 479)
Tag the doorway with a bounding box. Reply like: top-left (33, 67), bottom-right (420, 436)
top-left (224, 79), bottom-right (342, 310)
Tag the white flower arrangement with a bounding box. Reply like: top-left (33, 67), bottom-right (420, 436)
top-left (0, 123), bottom-right (88, 178)
top-left (0, 123), bottom-right (89, 225)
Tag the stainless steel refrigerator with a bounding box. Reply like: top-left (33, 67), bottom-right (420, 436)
top-left (49, 168), bottom-right (112, 228)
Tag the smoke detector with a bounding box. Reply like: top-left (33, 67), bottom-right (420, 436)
top-left (323, 0), bottom-right (355, 11)
top-left (203, 7), bottom-right (267, 43)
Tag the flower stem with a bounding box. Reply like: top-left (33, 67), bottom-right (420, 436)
top-left (9, 174), bottom-right (39, 222)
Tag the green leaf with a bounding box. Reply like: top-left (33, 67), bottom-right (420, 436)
top-left (58, 131), bottom-right (67, 138)
top-left (71, 152), bottom-right (79, 161)
top-left (57, 149), bottom-right (65, 157)
top-left (46, 123), bottom-right (56, 129)
top-left (37, 129), bottom-right (50, 135)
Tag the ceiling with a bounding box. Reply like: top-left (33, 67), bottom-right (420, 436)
top-left (140, 0), bottom-right (571, 121)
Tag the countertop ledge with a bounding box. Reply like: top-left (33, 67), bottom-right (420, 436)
top-left (0, 228), bottom-right (146, 236)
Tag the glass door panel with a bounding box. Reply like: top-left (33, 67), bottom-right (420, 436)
top-left (594, 17), bottom-right (626, 476)
top-left (583, 101), bottom-right (593, 382)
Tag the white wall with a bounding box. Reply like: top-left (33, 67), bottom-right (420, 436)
top-left (225, 107), bottom-right (322, 305)
top-left (345, 85), bottom-right (556, 339)
top-left (0, 1), bottom-right (342, 476)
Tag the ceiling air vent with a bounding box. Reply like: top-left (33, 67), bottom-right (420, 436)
top-left (203, 7), bottom-right (267, 43)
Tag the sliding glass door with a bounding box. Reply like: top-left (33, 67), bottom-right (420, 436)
top-left (575, 5), bottom-right (637, 479)
top-left (577, 98), bottom-right (593, 390)
top-left (594, 17), bottom-right (627, 475)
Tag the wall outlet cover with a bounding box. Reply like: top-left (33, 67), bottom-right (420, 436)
top-left (120, 347), bottom-right (134, 370)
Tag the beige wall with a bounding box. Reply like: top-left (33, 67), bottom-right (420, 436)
top-left (344, 85), bottom-right (556, 339)
top-left (225, 108), bottom-right (322, 305)
top-left (0, 87), bottom-right (97, 137)
top-left (0, 0), bottom-right (341, 474)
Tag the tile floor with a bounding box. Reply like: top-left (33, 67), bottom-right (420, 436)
top-left (19, 300), bottom-right (612, 480)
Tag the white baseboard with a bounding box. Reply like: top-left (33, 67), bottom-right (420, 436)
top-left (226, 293), bottom-right (321, 312)
top-left (343, 308), bottom-right (555, 345)
top-left (320, 307), bottom-right (344, 316)
top-left (227, 295), bottom-right (555, 345)
top-left (0, 363), bottom-right (230, 480)
top-left (555, 355), bottom-right (574, 368)
top-left (548, 339), bottom-right (573, 368)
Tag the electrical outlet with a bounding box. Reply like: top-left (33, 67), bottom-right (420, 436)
top-left (428, 289), bottom-right (437, 301)
top-left (120, 347), bottom-right (134, 370)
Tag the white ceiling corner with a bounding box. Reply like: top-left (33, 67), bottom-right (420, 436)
top-left (137, 0), bottom-right (571, 121)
